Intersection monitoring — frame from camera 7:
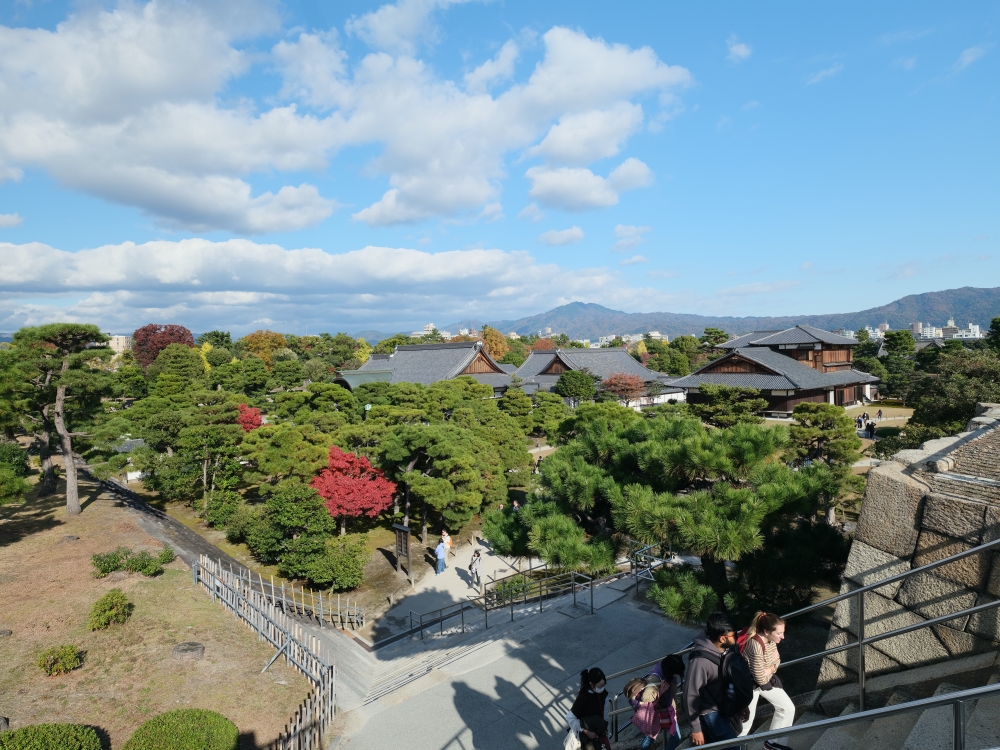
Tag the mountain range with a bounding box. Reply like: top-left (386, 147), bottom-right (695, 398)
top-left (431, 286), bottom-right (1000, 341)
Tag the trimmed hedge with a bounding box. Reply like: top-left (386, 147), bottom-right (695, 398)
top-left (88, 588), bottom-right (133, 630)
top-left (37, 644), bottom-right (83, 676)
top-left (122, 709), bottom-right (238, 750)
top-left (0, 723), bottom-right (101, 750)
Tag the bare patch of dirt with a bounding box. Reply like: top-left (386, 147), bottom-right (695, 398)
top-left (0, 475), bottom-right (309, 748)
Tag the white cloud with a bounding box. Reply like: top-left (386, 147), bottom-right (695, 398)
top-left (806, 63), bottom-right (844, 85)
top-left (612, 224), bottom-right (650, 252)
top-left (880, 29), bottom-right (933, 45)
top-left (953, 46), bottom-right (988, 72)
top-left (619, 255), bottom-right (648, 266)
top-left (0, 213), bottom-right (23, 228)
top-left (716, 116), bottom-right (733, 131)
top-left (464, 39), bottom-right (520, 93)
top-left (526, 102), bottom-right (644, 164)
top-left (518, 203), bottom-right (544, 222)
top-left (0, 4), bottom-right (690, 231)
top-left (647, 269), bottom-right (679, 279)
top-left (893, 56), bottom-right (917, 70)
top-left (0, 238), bottom-right (683, 334)
top-left (742, 100), bottom-right (760, 111)
top-left (539, 226), bottom-right (584, 245)
top-left (726, 35), bottom-right (752, 64)
top-left (526, 158), bottom-right (653, 211)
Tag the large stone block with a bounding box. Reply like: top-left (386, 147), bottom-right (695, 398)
top-left (823, 625), bottom-right (901, 676)
top-left (987, 555), bottom-right (1000, 598)
top-left (931, 623), bottom-right (1000, 657)
top-left (921, 493), bottom-right (986, 543)
top-left (896, 570), bottom-right (978, 630)
top-left (817, 655), bottom-right (856, 688)
top-left (855, 463), bottom-right (928, 558)
top-left (843, 540), bottom-right (911, 597)
top-left (913, 529), bottom-right (990, 590)
top-left (984, 505), bottom-right (1000, 543)
top-left (966, 593), bottom-right (1000, 641)
top-left (831, 584), bottom-right (949, 667)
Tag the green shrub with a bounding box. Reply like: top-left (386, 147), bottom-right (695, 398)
top-left (0, 441), bottom-right (29, 477)
top-left (647, 566), bottom-right (719, 625)
top-left (88, 588), bottom-right (133, 630)
top-left (0, 723), bottom-right (101, 749)
top-left (301, 535), bottom-right (370, 590)
top-left (122, 709), bottom-right (238, 750)
top-left (91, 547), bottom-right (131, 578)
top-left (0, 466), bottom-right (31, 505)
top-left (92, 546), bottom-right (172, 578)
top-left (205, 489), bottom-right (242, 528)
top-left (37, 645), bottom-right (83, 676)
top-left (123, 550), bottom-right (162, 576)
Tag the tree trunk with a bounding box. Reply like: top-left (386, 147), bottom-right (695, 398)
top-left (35, 411), bottom-right (57, 496)
top-left (202, 456), bottom-right (210, 515)
top-left (52, 368), bottom-right (79, 516)
top-left (403, 483), bottom-right (410, 526)
top-left (340, 516), bottom-right (346, 536)
top-left (421, 502), bottom-right (428, 546)
top-left (826, 505), bottom-right (838, 526)
top-left (700, 553), bottom-right (729, 604)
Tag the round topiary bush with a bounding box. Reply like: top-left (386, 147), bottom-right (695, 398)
top-left (37, 644), bottom-right (83, 676)
top-left (122, 709), bottom-right (238, 750)
top-left (88, 588), bottom-right (133, 630)
top-left (0, 723), bottom-right (101, 749)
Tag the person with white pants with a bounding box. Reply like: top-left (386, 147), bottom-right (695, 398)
top-left (738, 612), bottom-right (794, 750)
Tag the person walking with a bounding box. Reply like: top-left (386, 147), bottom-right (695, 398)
top-left (739, 612), bottom-right (794, 750)
top-left (442, 530), bottom-right (453, 564)
top-left (877, 408), bottom-right (883, 421)
top-left (684, 612), bottom-right (752, 749)
top-left (566, 667), bottom-right (611, 750)
top-left (435, 539), bottom-right (446, 575)
top-left (628, 674), bottom-right (665, 750)
top-left (643, 654), bottom-right (685, 750)
top-left (469, 549), bottom-right (482, 588)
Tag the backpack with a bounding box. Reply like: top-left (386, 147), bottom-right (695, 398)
top-left (736, 628), bottom-right (765, 655)
top-left (624, 677), bottom-right (648, 701)
top-left (692, 647), bottom-right (755, 719)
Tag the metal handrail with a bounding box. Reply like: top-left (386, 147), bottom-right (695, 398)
top-left (693, 681), bottom-right (1000, 750)
top-left (605, 535), bottom-right (1000, 715)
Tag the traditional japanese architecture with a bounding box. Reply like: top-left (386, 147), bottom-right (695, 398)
top-left (334, 341), bottom-right (510, 395)
top-left (515, 347), bottom-right (684, 402)
top-left (668, 324), bottom-right (879, 415)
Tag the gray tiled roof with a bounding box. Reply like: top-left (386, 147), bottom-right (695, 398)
top-left (334, 370), bottom-right (393, 390)
top-left (353, 341), bottom-right (504, 386)
top-left (514, 347), bottom-right (665, 381)
top-left (667, 347), bottom-right (878, 390)
top-left (717, 325), bottom-right (857, 349)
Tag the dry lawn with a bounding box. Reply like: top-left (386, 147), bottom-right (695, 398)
top-left (0, 476), bottom-right (309, 749)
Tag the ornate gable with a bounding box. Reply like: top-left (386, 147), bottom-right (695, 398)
top-left (461, 350), bottom-right (505, 375)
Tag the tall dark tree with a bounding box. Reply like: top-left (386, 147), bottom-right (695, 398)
top-left (13, 324), bottom-right (110, 514)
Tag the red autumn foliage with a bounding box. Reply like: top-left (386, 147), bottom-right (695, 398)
top-left (310, 446), bottom-right (396, 533)
top-left (132, 324), bottom-right (195, 368)
top-left (237, 403), bottom-right (262, 432)
top-left (600, 372), bottom-right (648, 405)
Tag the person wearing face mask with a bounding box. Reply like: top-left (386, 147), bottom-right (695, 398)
top-left (684, 612), bottom-right (753, 749)
top-left (565, 667), bottom-right (611, 750)
top-left (739, 612), bottom-right (794, 750)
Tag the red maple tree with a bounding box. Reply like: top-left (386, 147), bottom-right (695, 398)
top-left (132, 324), bottom-right (195, 368)
top-left (311, 446), bottom-right (397, 535)
top-left (601, 373), bottom-right (648, 407)
top-left (237, 403), bottom-right (262, 432)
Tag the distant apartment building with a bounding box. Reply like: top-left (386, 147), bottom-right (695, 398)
top-left (910, 319), bottom-right (982, 340)
top-left (952, 324), bottom-right (982, 339)
top-left (508, 332), bottom-right (520, 340)
top-left (106, 334), bottom-right (133, 355)
top-left (411, 323), bottom-right (452, 339)
top-left (832, 328), bottom-right (856, 339)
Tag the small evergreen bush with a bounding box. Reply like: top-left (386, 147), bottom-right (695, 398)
top-left (0, 723), bottom-right (101, 749)
top-left (122, 709), bottom-right (238, 750)
top-left (88, 588), bottom-right (133, 630)
top-left (37, 645), bottom-right (83, 676)
top-left (647, 566), bottom-right (719, 625)
top-left (91, 545), bottom-right (174, 578)
top-left (0, 441), bottom-right (29, 477)
top-left (205, 489), bottom-right (242, 528)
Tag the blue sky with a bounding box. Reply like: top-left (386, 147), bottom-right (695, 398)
top-left (0, 0), bottom-right (997, 335)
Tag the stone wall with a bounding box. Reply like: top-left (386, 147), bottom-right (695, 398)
top-left (817, 404), bottom-right (1000, 687)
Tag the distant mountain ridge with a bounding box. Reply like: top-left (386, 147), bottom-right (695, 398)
top-left (439, 286), bottom-right (1000, 341)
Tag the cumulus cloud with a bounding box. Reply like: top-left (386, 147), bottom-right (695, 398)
top-left (953, 46), bottom-right (988, 72)
top-left (539, 227), bottom-right (585, 245)
top-left (612, 224), bottom-right (650, 252)
top-left (726, 35), bottom-right (752, 63)
top-left (0, 3), bottom-right (690, 231)
top-left (619, 255), bottom-right (647, 266)
top-left (526, 158), bottom-right (652, 211)
top-left (806, 63), bottom-right (844, 85)
top-left (0, 238), bottom-right (681, 334)
top-left (0, 213), bottom-right (23, 228)
top-left (518, 203), bottom-right (544, 222)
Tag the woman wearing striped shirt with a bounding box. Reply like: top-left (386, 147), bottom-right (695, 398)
top-left (739, 612), bottom-right (795, 750)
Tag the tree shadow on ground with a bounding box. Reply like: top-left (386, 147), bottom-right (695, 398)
top-left (0, 477), bottom-right (106, 548)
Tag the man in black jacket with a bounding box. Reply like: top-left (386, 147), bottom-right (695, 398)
top-left (684, 612), bottom-right (739, 747)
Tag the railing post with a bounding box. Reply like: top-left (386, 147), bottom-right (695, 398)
top-left (461, 604), bottom-right (465, 634)
top-left (192, 560), bottom-right (198, 586)
top-left (612, 695), bottom-right (619, 741)
top-left (440, 607), bottom-right (444, 635)
top-left (510, 585), bottom-right (515, 622)
top-left (540, 574), bottom-right (544, 613)
top-left (857, 589), bottom-right (866, 712)
top-left (484, 595), bottom-right (488, 630)
top-left (573, 575), bottom-right (578, 607)
top-left (953, 699), bottom-right (966, 750)
top-left (590, 575), bottom-right (594, 614)
top-left (635, 556), bottom-right (640, 598)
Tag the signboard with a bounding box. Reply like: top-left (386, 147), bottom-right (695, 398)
top-left (392, 523), bottom-right (413, 585)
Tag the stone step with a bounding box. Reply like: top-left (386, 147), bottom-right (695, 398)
top-left (901, 682), bottom-right (962, 750)
top-left (809, 703), bottom-right (873, 750)
top-left (854, 689), bottom-right (920, 750)
top-left (785, 710), bottom-right (829, 750)
top-left (963, 672), bottom-right (1000, 750)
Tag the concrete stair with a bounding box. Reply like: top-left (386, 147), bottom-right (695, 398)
top-left (809, 703), bottom-right (872, 750)
top-left (964, 673), bottom-right (1000, 750)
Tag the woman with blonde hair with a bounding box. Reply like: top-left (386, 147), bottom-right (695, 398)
top-left (739, 611), bottom-right (794, 750)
